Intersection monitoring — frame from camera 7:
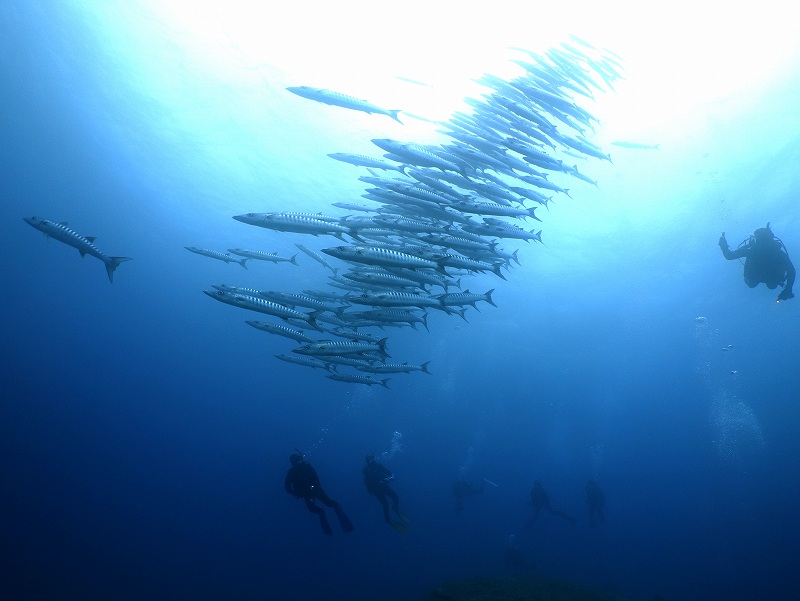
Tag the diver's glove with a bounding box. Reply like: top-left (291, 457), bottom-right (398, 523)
top-left (718, 232), bottom-right (728, 249)
top-left (778, 288), bottom-right (794, 302)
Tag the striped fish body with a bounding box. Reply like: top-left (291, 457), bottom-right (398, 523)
top-left (212, 283), bottom-right (263, 297)
top-left (320, 355), bottom-right (374, 368)
top-left (228, 248), bottom-right (298, 264)
top-left (357, 361), bottom-right (431, 375)
top-left (186, 247), bottom-right (249, 268)
top-left (259, 291), bottom-right (345, 314)
top-left (440, 289), bottom-right (496, 308)
top-left (328, 153), bottom-right (405, 172)
top-left (203, 290), bottom-right (319, 326)
top-left (287, 86), bottom-right (402, 123)
top-left (343, 271), bottom-right (424, 291)
top-left (293, 337), bottom-right (388, 358)
top-left (451, 200), bottom-right (539, 220)
top-left (331, 329), bottom-right (385, 344)
top-left (233, 213), bottom-right (353, 240)
top-left (322, 245), bottom-right (441, 271)
top-left (245, 321), bottom-right (315, 343)
top-left (350, 291), bottom-right (443, 309)
top-left (24, 217), bottom-right (132, 282)
top-left (275, 354), bottom-right (333, 371)
top-left (326, 374), bottom-right (390, 388)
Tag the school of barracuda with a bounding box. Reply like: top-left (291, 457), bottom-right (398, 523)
top-left (199, 37), bottom-right (624, 388)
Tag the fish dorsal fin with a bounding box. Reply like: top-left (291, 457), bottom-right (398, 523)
top-left (86, 236), bottom-right (97, 243)
top-left (59, 222), bottom-right (68, 226)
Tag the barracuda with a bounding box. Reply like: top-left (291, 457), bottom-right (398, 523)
top-left (245, 321), bottom-right (316, 343)
top-left (357, 361), bottom-right (431, 375)
top-left (439, 289), bottom-right (497, 310)
top-left (228, 248), bottom-right (298, 265)
top-left (258, 291), bottom-right (347, 315)
top-left (328, 153), bottom-right (405, 173)
top-left (348, 291), bottom-right (444, 310)
top-left (293, 338), bottom-right (389, 358)
top-left (186, 247), bottom-right (249, 268)
top-left (321, 245), bottom-right (444, 272)
top-left (342, 271), bottom-right (425, 291)
top-left (275, 354), bottom-right (334, 371)
top-left (24, 216), bottom-right (132, 283)
top-left (294, 243), bottom-right (339, 274)
top-left (203, 290), bottom-right (321, 329)
top-left (326, 374), bottom-right (391, 388)
top-left (233, 213), bottom-right (357, 241)
top-left (287, 86), bottom-right (403, 123)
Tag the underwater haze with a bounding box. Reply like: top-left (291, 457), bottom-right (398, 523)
top-left (3, 1), bottom-right (800, 600)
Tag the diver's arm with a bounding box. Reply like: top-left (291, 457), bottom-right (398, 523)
top-left (719, 233), bottom-right (748, 260)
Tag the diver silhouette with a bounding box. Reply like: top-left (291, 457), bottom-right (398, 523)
top-left (452, 476), bottom-right (485, 512)
top-left (284, 451), bottom-right (354, 535)
top-left (719, 223), bottom-right (795, 302)
top-left (527, 480), bottom-right (577, 526)
top-left (363, 452), bottom-right (408, 533)
top-left (585, 479), bottom-right (606, 526)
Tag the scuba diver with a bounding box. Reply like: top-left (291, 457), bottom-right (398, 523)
top-left (284, 451), bottom-right (354, 535)
top-left (719, 223), bottom-right (795, 302)
top-left (585, 479), bottom-right (606, 526)
top-left (527, 480), bottom-right (577, 526)
top-left (363, 452), bottom-right (408, 533)
top-left (452, 476), bottom-right (485, 512)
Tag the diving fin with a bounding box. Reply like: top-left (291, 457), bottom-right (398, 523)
top-left (389, 519), bottom-right (408, 534)
top-left (335, 506), bottom-right (355, 533)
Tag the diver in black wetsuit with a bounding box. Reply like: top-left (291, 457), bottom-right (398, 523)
top-left (719, 223), bottom-right (795, 302)
top-left (585, 479), bottom-right (606, 526)
top-left (363, 452), bottom-right (408, 532)
top-left (452, 476), bottom-right (485, 512)
top-left (284, 452), bottom-right (354, 535)
top-left (527, 480), bottom-right (576, 526)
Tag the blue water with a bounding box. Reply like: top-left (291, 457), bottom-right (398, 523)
top-left (3, 3), bottom-right (800, 600)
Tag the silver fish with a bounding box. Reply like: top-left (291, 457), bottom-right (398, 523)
top-left (228, 248), bottom-right (298, 264)
top-left (186, 247), bottom-right (248, 268)
top-left (287, 86), bottom-right (403, 123)
top-left (326, 373), bottom-right (390, 388)
top-left (24, 216), bottom-right (132, 283)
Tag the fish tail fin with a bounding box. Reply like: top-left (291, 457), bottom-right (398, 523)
top-left (240, 258), bottom-right (249, 269)
top-left (512, 249), bottom-right (521, 266)
top-left (388, 110), bottom-right (403, 124)
top-left (307, 310), bottom-right (324, 331)
top-left (381, 378), bottom-right (391, 389)
top-left (378, 337), bottom-right (390, 358)
top-left (106, 257), bottom-right (132, 283)
top-left (290, 254), bottom-right (299, 265)
top-left (422, 312), bottom-right (429, 332)
top-left (420, 361), bottom-right (431, 375)
top-left (493, 264), bottom-right (507, 280)
top-left (485, 289), bottom-right (497, 307)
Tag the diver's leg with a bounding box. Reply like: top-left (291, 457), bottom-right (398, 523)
top-left (315, 489), bottom-right (353, 532)
top-left (305, 497), bottom-right (332, 534)
top-left (376, 493), bottom-right (392, 523)
top-left (386, 487), bottom-right (400, 513)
